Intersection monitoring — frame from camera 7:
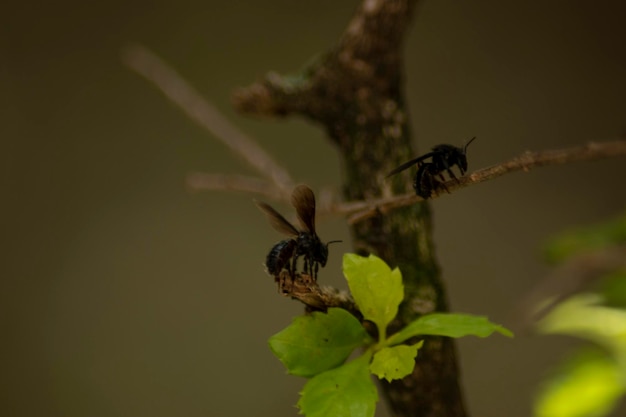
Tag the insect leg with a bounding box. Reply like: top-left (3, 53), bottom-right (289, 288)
top-left (439, 180), bottom-right (450, 194)
top-left (436, 172), bottom-right (450, 194)
top-left (290, 254), bottom-right (299, 277)
top-left (445, 168), bottom-right (458, 182)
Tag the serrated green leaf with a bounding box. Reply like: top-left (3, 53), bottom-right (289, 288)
top-left (387, 313), bottom-right (513, 345)
top-left (298, 352), bottom-right (378, 417)
top-left (370, 341), bottom-right (424, 382)
top-left (343, 254), bottom-right (403, 339)
top-left (534, 348), bottom-right (625, 417)
top-left (269, 308), bottom-right (372, 377)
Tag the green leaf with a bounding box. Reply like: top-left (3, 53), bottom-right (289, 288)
top-left (370, 341), bottom-right (424, 382)
top-left (387, 313), bottom-right (513, 345)
top-left (298, 352), bottom-right (378, 417)
top-left (269, 308), bottom-right (372, 377)
top-left (534, 348), bottom-right (625, 417)
top-left (343, 253), bottom-right (403, 339)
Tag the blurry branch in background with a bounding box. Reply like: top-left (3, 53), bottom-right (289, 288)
top-left (122, 44), bottom-right (294, 200)
top-left (515, 245), bottom-right (626, 330)
top-left (122, 46), bottom-right (626, 224)
top-left (185, 173), bottom-right (284, 201)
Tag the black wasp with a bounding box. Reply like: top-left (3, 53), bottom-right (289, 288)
top-left (255, 185), bottom-right (340, 280)
top-left (387, 136), bottom-right (476, 199)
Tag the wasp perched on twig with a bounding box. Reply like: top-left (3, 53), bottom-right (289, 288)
top-left (255, 185), bottom-right (341, 281)
top-left (387, 136), bottom-right (477, 198)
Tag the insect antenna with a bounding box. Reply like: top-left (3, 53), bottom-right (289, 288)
top-left (463, 136), bottom-right (477, 154)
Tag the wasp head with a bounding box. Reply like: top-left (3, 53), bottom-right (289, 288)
top-left (318, 240), bottom-right (342, 267)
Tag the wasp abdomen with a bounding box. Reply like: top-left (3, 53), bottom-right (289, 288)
top-left (265, 239), bottom-right (297, 276)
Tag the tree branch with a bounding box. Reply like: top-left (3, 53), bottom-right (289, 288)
top-left (184, 139), bottom-right (626, 220)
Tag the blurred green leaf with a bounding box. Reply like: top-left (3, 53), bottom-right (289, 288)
top-left (269, 308), bottom-right (372, 377)
top-left (536, 293), bottom-right (626, 373)
top-left (387, 313), bottom-right (513, 346)
top-left (543, 213), bottom-right (626, 264)
top-left (599, 270), bottom-right (626, 308)
top-left (369, 341), bottom-right (424, 382)
top-left (534, 348), bottom-right (625, 417)
top-left (343, 253), bottom-right (403, 340)
top-left (298, 352), bottom-right (378, 417)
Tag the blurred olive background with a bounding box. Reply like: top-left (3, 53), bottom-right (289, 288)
top-left (3, 1), bottom-right (626, 416)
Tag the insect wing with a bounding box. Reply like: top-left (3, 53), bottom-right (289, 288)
top-left (387, 153), bottom-right (434, 177)
top-left (291, 184), bottom-right (316, 233)
top-left (255, 200), bottom-right (299, 237)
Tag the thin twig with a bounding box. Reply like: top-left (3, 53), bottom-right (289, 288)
top-left (336, 139), bottom-right (626, 224)
top-left (122, 44), bottom-right (294, 196)
top-left (276, 271), bottom-right (362, 319)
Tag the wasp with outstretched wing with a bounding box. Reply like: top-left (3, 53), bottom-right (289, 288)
top-left (256, 185), bottom-right (340, 280)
